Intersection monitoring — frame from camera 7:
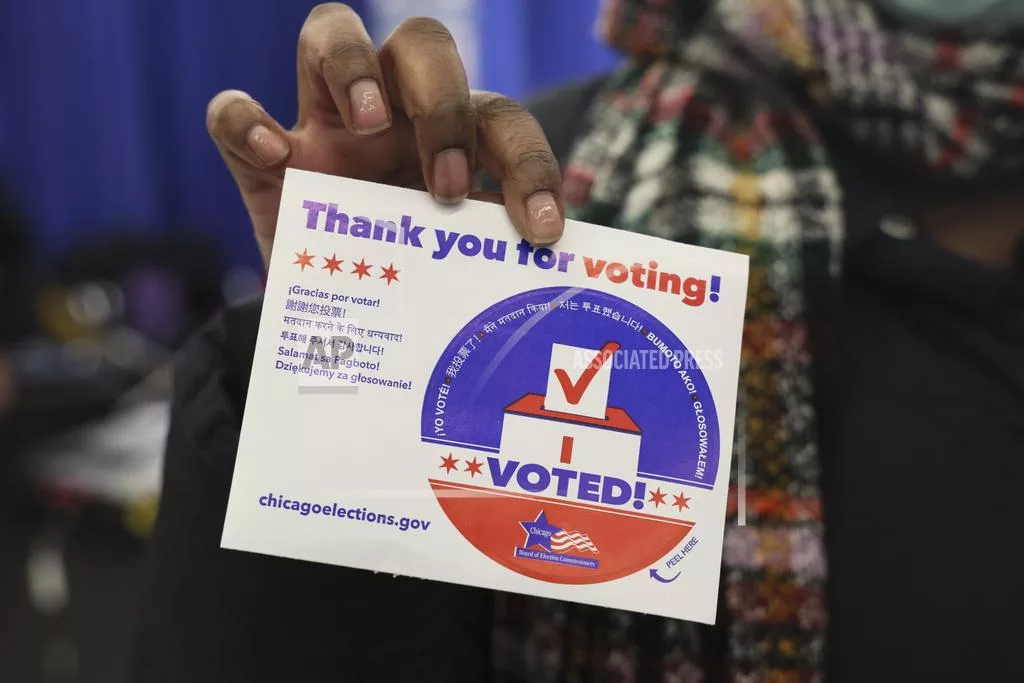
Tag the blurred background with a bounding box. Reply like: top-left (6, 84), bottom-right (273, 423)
top-left (0, 1), bottom-right (619, 681)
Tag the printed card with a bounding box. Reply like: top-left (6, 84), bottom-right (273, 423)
top-left (222, 169), bottom-right (749, 624)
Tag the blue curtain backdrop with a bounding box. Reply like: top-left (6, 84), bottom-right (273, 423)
top-left (0, 0), bottom-right (618, 267)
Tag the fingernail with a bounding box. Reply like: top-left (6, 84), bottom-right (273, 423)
top-left (433, 149), bottom-right (470, 203)
top-left (349, 79), bottom-right (389, 134)
top-left (526, 192), bottom-right (562, 243)
top-left (246, 125), bottom-right (289, 166)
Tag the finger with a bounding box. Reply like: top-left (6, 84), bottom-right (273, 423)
top-left (468, 190), bottom-right (505, 205)
top-left (206, 89), bottom-right (292, 263)
top-left (207, 89), bottom-right (291, 172)
top-left (473, 92), bottom-right (564, 244)
top-left (297, 3), bottom-right (392, 135)
top-left (379, 17), bottom-right (475, 203)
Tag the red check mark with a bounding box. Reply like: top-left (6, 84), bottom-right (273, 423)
top-left (553, 341), bottom-right (620, 405)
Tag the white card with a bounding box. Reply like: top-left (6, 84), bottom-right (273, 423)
top-left (222, 169), bottom-right (749, 625)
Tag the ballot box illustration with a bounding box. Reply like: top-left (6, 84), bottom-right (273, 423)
top-left (498, 342), bottom-right (641, 483)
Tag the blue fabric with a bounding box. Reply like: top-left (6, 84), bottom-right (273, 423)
top-left (481, 0), bottom-right (619, 99)
top-left (0, 1), bottom-right (618, 266)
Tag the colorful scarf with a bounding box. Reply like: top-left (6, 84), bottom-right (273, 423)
top-left (494, 1), bottom-right (1024, 681)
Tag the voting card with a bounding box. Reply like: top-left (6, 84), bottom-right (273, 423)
top-left (222, 169), bottom-right (749, 624)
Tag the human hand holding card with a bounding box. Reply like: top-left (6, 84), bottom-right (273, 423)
top-left (222, 169), bottom-right (748, 624)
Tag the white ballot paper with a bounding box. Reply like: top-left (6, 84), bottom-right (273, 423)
top-left (223, 169), bottom-right (749, 624)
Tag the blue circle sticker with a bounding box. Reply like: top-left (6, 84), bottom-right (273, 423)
top-left (421, 286), bottom-right (720, 584)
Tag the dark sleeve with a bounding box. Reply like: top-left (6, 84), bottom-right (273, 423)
top-left (526, 76), bottom-right (609, 167)
top-left (132, 79), bottom-right (608, 683)
top-left (130, 300), bottom-right (490, 683)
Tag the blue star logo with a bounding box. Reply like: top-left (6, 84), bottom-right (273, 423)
top-left (519, 511), bottom-right (562, 551)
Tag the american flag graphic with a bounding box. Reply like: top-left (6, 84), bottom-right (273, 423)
top-left (550, 530), bottom-right (599, 554)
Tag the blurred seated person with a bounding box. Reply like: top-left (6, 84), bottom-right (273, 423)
top-left (133, 2), bottom-right (1024, 682)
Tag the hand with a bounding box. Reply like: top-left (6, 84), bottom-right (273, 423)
top-left (207, 3), bottom-right (565, 268)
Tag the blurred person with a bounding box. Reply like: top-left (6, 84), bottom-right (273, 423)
top-left (133, 2), bottom-right (1024, 682)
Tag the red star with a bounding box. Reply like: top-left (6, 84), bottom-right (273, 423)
top-left (294, 249), bottom-right (315, 271)
top-left (322, 253), bottom-right (344, 275)
top-left (439, 454), bottom-right (459, 474)
top-left (352, 258), bottom-right (373, 280)
top-left (672, 491), bottom-right (691, 511)
top-left (648, 487), bottom-right (667, 508)
top-left (464, 457), bottom-right (484, 478)
top-left (380, 263), bottom-right (400, 286)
